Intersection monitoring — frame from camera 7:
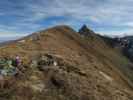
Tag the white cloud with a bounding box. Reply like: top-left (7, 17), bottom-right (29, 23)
top-left (0, 0), bottom-right (133, 38)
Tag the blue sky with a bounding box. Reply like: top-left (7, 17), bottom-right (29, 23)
top-left (0, 0), bottom-right (133, 40)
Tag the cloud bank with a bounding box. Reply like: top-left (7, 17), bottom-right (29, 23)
top-left (0, 0), bottom-right (133, 39)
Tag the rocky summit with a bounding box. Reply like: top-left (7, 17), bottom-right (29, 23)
top-left (79, 24), bottom-right (95, 36)
top-left (0, 25), bottom-right (133, 100)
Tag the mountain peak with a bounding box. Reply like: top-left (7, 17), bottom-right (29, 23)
top-left (46, 25), bottom-right (74, 32)
top-left (79, 24), bottom-right (95, 36)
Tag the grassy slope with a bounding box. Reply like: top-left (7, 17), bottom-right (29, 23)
top-left (0, 26), bottom-right (132, 99)
top-left (84, 35), bottom-right (133, 88)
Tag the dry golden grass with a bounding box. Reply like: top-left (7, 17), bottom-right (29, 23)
top-left (0, 25), bottom-right (132, 100)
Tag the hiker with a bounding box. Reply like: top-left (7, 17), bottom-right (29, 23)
top-left (14, 56), bottom-right (26, 74)
top-left (53, 61), bottom-right (58, 66)
top-left (15, 56), bottom-right (21, 67)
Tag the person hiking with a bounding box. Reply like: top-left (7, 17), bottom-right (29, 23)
top-left (13, 56), bottom-right (25, 74)
top-left (15, 56), bottom-right (21, 67)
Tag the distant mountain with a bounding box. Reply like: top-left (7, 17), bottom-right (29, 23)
top-left (114, 36), bottom-right (133, 62)
top-left (0, 25), bottom-right (133, 100)
top-left (79, 25), bottom-right (133, 63)
top-left (99, 35), bottom-right (133, 62)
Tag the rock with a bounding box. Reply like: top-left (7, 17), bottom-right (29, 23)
top-left (79, 24), bottom-right (95, 36)
top-left (18, 40), bottom-right (26, 43)
top-left (31, 83), bottom-right (45, 92)
top-left (99, 71), bottom-right (113, 82)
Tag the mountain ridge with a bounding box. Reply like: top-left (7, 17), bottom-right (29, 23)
top-left (0, 25), bottom-right (133, 100)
